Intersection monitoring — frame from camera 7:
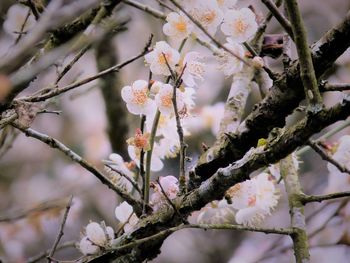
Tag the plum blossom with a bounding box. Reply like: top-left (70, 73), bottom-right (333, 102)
top-left (227, 173), bottom-right (279, 226)
top-left (128, 143), bottom-right (164, 172)
top-left (103, 153), bottom-right (135, 192)
top-left (326, 135), bottom-right (350, 192)
top-left (181, 51), bottom-right (206, 87)
top-left (3, 4), bottom-right (36, 37)
top-left (216, 0), bottom-right (237, 11)
top-left (188, 0), bottom-right (224, 36)
top-left (221, 8), bottom-right (258, 43)
top-left (145, 41), bottom-right (180, 76)
top-left (115, 201), bottom-right (139, 233)
top-left (158, 137), bottom-right (180, 158)
top-left (197, 200), bottom-right (236, 224)
top-left (155, 84), bottom-right (185, 115)
top-left (79, 221), bottom-right (115, 255)
top-left (150, 176), bottom-right (179, 211)
top-left (121, 80), bottom-right (155, 116)
top-left (217, 38), bottom-right (245, 76)
top-left (127, 128), bottom-right (150, 152)
top-left (163, 12), bottom-right (193, 40)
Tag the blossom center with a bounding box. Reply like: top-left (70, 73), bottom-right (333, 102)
top-left (160, 92), bottom-right (173, 108)
top-left (175, 20), bottom-right (187, 32)
top-left (234, 18), bottom-right (248, 33)
top-left (158, 53), bottom-right (171, 65)
top-left (202, 10), bottom-right (216, 25)
top-left (131, 88), bottom-right (148, 105)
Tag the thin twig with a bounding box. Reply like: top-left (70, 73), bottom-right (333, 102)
top-left (55, 45), bottom-right (91, 84)
top-left (27, 0), bottom-right (40, 20)
top-left (21, 39), bottom-right (152, 102)
top-left (12, 124), bottom-right (144, 215)
top-left (301, 191), bottom-right (350, 204)
top-left (156, 177), bottom-right (183, 220)
top-left (307, 139), bottom-right (350, 175)
top-left (261, 0), bottom-right (294, 38)
top-left (0, 198), bottom-right (67, 222)
top-left (109, 223), bottom-right (294, 253)
top-left (47, 195), bottom-right (73, 262)
top-left (27, 241), bottom-right (76, 263)
top-left (105, 164), bottom-right (142, 195)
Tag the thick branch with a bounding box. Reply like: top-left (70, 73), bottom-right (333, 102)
top-left (194, 10), bottom-right (350, 183)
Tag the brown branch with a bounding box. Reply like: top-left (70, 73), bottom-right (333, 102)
top-left (12, 124), bottom-right (144, 215)
top-left (261, 0), bottom-right (294, 38)
top-left (47, 196), bottom-right (73, 262)
top-left (320, 81), bottom-right (350, 92)
top-left (280, 155), bottom-right (310, 263)
top-left (20, 40), bottom-right (152, 103)
top-left (27, 241), bottom-right (76, 263)
top-left (285, 0), bottom-right (322, 108)
top-left (301, 191), bottom-right (350, 204)
top-left (307, 139), bottom-right (350, 175)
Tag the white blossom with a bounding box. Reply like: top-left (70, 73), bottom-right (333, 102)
top-left (121, 80), bottom-right (156, 116)
top-left (227, 173), bottom-right (279, 226)
top-left (79, 221), bottom-right (115, 255)
top-left (188, 0), bottom-right (224, 36)
top-left (326, 135), bottom-right (350, 192)
top-left (221, 8), bottom-right (258, 43)
top-left (182, 51), bottom-right (206, 87)
top-left (155, 84), bottom-right (185, 115)
top-left (85, 222), bottom-right (107, 246)
top-left (115, 201), bottom-right (139, 233)
top-left (104, 153), bottom-right (134, 192)
top-left (150, 176), bottom-right (179, 211)
top-left (217, 38), bottom-right (245, 77)
top-left (216, 0), bottom-right (237, 11)
top-left (197, 200), bottom-right (236, 224)
top-left (79, 236), bottom-right (100, 255)
top-left (145, 41), bottom-right (180, 76)
top-left (128, 144), bottom-right (164, 172)
top-left (163, 12), bottom-right (193, 40)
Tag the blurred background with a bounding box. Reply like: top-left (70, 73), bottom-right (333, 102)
top-left (0, 0), bottom-right (350, 262)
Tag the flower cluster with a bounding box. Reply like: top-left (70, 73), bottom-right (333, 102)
top-left (103, 153), bottom-right (135, 192)
top-left (197, 173), bottom-right (279, 226)
top-left (79, 222), bottom-right (115, 255)
top-left (150, 176), bottom-right (179, 211)
top-left (115, 201), bottom-right (139, 233)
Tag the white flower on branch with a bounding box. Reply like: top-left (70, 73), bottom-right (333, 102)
top-left (128, 143), bottom-right (164, 172)
top-left (155, 83), bottom-right (183, 115)
top-left (151, 176), bottom-right (179, 211)
top-left (216, 0), bottom-right (237, 11)
top-left (115, 201), bottom-right (139, 233)
top-left (181, 51), bottom-right (206, 87)
top-left (121, 80), bottom-right (156, 116)
top-left (163, 12), bottom-right (193, 41)
top-left (217, 38), bottom-right (245, 77)
top-left (3, 4), bottom-right (36, 37)
top-left (227, 173), bottom-right (279, 226)
top-left (197, 200), bottom-right (236, 224)
top-left (327, 135), bottom-right (350, 192)
top-left (187, 0), bottom-right (224, 36)
top-left (221, 8), bottom-right (258, 43)
top-left (104, 153), bottom-right (135, 192)
top-left (79, 221), bottom-right (115, 255)
top-left (145, 41), bottom-right (180, 76)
